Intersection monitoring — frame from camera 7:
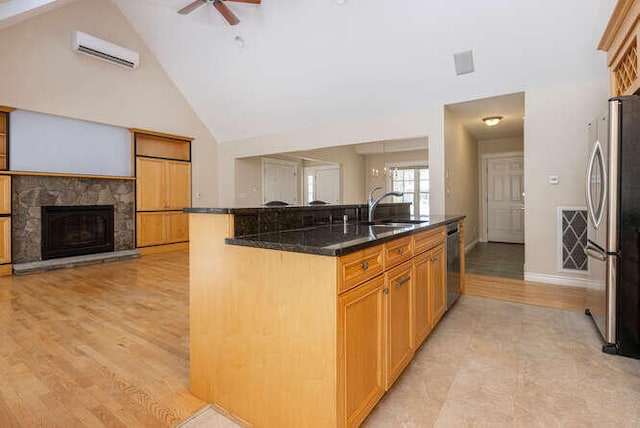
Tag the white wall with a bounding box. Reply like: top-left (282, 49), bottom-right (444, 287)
top-left (290, 145), bottom-right (366, 204)
top-left (234, 157), bottom-right (263, 207)
top-left (478, 137), bottom-right (524, 156)
top-left (524, 78), bottom-right (608, 285)
top-left (364, 149), bottom-right (429, 194)
top-left (444, 108), bottom-right (479, 247)
top-left (0, 0), bottom-right (218, 206)
top-left (217, 106), bottom-right (446, 216)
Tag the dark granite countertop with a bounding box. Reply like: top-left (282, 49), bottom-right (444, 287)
top-left (185, 202), bottom-right (399, 215)
top-left (225, 215), bottom-right (465, 257)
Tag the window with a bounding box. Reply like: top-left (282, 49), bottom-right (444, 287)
top-left (390, 166), bottom-right (429, 216)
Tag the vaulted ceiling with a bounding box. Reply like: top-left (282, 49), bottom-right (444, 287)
top-left (1, 0), bottom-right (619, 144)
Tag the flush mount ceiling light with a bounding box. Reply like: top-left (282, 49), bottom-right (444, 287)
top-left (482, 116), bottom-right (503, 127)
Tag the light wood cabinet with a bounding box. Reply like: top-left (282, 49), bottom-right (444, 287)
top-left (0, 175), bottom-right (10, 215)
top-left (429, 244), bottom-right (447, 326)
top-left (0, 108), bottom-right (12, 171)
top-left (137, 211), bottom-right (189, 247)
top-left (338, 275), bottom-right (386, 428)
top-left (190, 215), bottom-right (463, 428)
top-left (599, 0), bottom-right (640, 96)
top-left (0, 217), bottom-right (10, 265)
top-left (133, 129), bottom-right (193, 251)
top-left (385, 260), bottom-right (414, 388)
top-left (136, 158), bottom-right (191, 211)
top-left (412, 251), bottom-right (431, 348)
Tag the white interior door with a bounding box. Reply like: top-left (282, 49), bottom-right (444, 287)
top-left (314, 166), bottom-right (340, 204)
top-left (262, 158), bottom-right (298, 204)
top-left (487, 157), bottom-right (525, 243)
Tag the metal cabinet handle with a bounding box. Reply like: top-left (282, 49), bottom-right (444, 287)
top-left (383, 287), bottom-right (389, 295)
top-left (397, 248), bottom-right (404, 255)
top-left (361, 262), bottom-right (369, 270)
top-left (397, 276), bottom-right (410, 286)
top-left (431, 257), bottom-right (438, 262)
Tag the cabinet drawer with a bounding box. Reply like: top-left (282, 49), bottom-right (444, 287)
top-left (384, 236), bottom-right (412, 268)
top-left (413, 227), bottom-right (445, 255)
top-left (338, 245), bottom-right (384, 294)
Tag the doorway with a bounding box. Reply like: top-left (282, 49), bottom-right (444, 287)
top-left (262, 158), bottom-right (298, 205)
top-left (444, 92), bottom-right (525, 280)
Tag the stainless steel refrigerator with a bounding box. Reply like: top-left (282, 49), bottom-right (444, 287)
top-left (585, 96), bottom-right (640, 359)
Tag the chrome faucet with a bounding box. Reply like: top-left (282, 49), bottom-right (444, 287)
top-left (368, 187), bottom-right (404, 223)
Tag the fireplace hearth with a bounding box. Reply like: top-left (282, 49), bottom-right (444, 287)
top-left (41, 205), bottom-right (115, 260)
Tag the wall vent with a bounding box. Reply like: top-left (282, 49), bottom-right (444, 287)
top-left (558, 207), bottom-right (588, 272)
top-left (454, 50), bottom-right (474, 75)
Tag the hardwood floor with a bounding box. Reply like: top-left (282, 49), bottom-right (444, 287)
top-left (0, 251), bottom-right (204, 427)
top-left (464, 273), bottom-right (587, 312)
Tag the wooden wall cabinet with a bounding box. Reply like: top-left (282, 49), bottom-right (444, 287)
top-left (0, 174), bottom-right (11, 270)
top-left (429, 244), bottom-right (447, 326)
top-left (0, 107), bottom-right (13, 171)
top-left (132, 129), bottom-right (193, 251)
top-left (136, 157), bottom-right (191, 211)
top-left (599, 0), bottom-right (640, 96)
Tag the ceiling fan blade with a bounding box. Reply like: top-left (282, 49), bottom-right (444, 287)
top-left (178, 0), bottom-right (206, 15)
top-left (225, 0), bottom-right (261, 4)
top-left (214, 1), bottom-right (240, 25)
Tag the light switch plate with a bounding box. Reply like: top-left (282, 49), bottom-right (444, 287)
top-left (549, 175), bottom-right (559, 185)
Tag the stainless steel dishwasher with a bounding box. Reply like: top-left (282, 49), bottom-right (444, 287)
top-left (446, 222), bottom-right (461, 310)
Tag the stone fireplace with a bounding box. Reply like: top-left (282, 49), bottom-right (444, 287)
top-left (12, 175), bottom-right (134, 264)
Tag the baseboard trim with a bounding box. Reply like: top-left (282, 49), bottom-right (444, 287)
top-left (465, 239), bottom-right (478, 254)
top-left (0, 264), bottom-right (12, 276)
top-left (138, 242), bottom-right (189, 255)
top-left (524, 272), bottom-right (592, 289)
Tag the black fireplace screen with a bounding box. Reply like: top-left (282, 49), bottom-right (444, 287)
top-left (41, 205), bottom-right (114, 260)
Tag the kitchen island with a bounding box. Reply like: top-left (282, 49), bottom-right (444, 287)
top-left (186, 204), bottom-right (464, 427)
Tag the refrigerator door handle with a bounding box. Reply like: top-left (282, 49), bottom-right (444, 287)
top-left (584, 243), bottom-right (607, 261)
top-left (585, 140), bottom-right (606, 229)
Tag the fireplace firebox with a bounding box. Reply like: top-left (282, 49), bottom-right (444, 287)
top-left (41, 205), bottom-right (115, 260)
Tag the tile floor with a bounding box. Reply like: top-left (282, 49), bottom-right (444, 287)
top-left (186, 295), bottom-right (640, 427)
top-left (465, 242), bottom-right (525, 279)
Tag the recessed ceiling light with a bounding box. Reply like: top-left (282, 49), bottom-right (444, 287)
top-left (335, 0), bottom-right (347, 5)
top-left (482, 116), bottom-right (503, 127)
top-left (234, 36), bottom-right (245, 48)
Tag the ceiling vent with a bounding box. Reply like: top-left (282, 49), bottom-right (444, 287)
top-left (72, 31), bottom-right (140, 69)
top-left (454, 50), bottom-right (474, 75)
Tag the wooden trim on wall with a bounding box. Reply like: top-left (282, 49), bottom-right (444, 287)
top-left (599, 0), bottom-right (636, 51)
top-left (129, 128), bottom-right (194, 142)
top-left (2, 171), bottom-right (135, 180)
top-left (138, 242), bottom-right (189, 255)
top-left (0, 106), bottom-right (16, 113)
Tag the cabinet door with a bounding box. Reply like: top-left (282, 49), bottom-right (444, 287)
top-left (338, 275), bottom-right (386, 428)
top-left (0, 175), bottom-right (10, 214)
top-left (137, 158), bottom-right (166, 211)
top-left (386, 260), bottom-right (414, 389)
top-left (0, 217), bottom-right (10, 264)
top-left (165, 212), bottom-right (189, 243)
top-left (165, 161), bottom-right (191, 210)
top-left (429, 244), bottom-right (446, 326)
top-left (136, 212), bottom-right (166, 247)
top-left (413, 252), bottom-right (431, 348)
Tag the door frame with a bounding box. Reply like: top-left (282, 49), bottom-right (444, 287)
top-left (302, 164), bottom-right (342, 204)
top-left (478, 151), bottom-right (524, 243)
top-left (261, 157), bottom-right (299, 205)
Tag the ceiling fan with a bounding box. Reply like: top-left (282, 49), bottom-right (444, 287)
top-left (178, 0), bottom-right (261, 26)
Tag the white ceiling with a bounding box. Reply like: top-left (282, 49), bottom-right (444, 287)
top-left (1, 0), bottom-right (617, 143)
top-left (446, 92), bottom-right (524, 140)
top-left (110, 0), bottom-right (616, 143)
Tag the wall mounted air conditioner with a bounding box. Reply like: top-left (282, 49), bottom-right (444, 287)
top-left (72, 31), bottom-right (140, 69)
